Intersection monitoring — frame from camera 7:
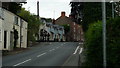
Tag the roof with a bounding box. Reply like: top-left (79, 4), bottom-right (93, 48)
top-left (1, 7), bottom-right (28, 22)
top-left (55, 16), bottom-right (73, 25)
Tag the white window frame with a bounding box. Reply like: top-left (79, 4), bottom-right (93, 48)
top-left (74, 22), bottom-right (75, 26)
top-left (0, 29), bottom-right (2, 41)
top-left (14, 16), bottom-right (19, 25)
top-left (74, 27), bottom-right (76, 32)
top-left (20, 19), bottom-right (23, 28)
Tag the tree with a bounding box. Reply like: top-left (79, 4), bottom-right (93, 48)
top-left (70, 2), bottom-right (83, 24)
top-left (114, 2), bottom-right (120, 17)
top-left (62, 24), bottom-right (70, 34)
top-left (2, 2), bottom-right (25, 14)
top-left (18, 8), bottom-right (42, 45)
top-left (70, 2), bottom-right (112, 31)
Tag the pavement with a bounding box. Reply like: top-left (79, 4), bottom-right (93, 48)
top-left (2, 42), bottom-right (83, 68)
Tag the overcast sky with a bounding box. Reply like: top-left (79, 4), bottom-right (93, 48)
top-left (22, 0), bottom-right (71, 19)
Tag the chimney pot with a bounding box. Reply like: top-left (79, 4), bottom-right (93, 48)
top-left (61, 11), bottom-right (66, 17)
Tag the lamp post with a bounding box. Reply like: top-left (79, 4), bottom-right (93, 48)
top-left (102, 0), bottom-right (107, 68)
top-left (110, 0), bottom-right (114, 18)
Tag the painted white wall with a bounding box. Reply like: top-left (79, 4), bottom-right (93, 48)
top-left (2, 9), bottom-right (14, 50)
top-left (0, 19), bottom-right (3, 50)
top-left (0, 8), bottom-right (28, 50)
top-left (21, 21), bottom-right (28, 48)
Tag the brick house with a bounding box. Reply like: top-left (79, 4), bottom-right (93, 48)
top-left (55, 11), bottom-right (83, 41)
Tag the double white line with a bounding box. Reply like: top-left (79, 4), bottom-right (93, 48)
top-left (73, 46), bottom-right (83, 54)
top-left (73, 46), bottom-right (80, 54)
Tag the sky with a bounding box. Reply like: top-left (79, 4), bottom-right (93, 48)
top-left (22, 0), bottom-right (71, 19)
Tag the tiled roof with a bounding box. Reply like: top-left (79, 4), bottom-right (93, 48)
top-left (55, 16), bottom-right (73, 25)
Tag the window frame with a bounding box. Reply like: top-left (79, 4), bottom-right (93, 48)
top-left (0, 29), bottom-right (2, 41)
top-left (14, 16), bottom-right (19, 25)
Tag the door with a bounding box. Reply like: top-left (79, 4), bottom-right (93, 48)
top-left (10, 31), bottom-right (14, 50)
top-left (4, 31), bottom-right (7, 48)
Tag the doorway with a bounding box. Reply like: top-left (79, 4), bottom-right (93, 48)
top-left (4, 31), bottom-right (7, 48)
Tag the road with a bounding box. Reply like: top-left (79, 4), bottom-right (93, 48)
top-left (2, 42), bottom-right (82, 68)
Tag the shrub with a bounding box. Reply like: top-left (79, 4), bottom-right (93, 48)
top-left (83, 17), bottom-right (120, 68)
top-left (106, 17), bottom-right (120, 68)
top-left (84, 21), bottom-right (103, 68)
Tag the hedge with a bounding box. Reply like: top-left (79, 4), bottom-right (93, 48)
top-left (83, 17), bottom-right (120, 68)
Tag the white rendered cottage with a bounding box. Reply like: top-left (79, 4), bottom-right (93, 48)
top-left (0, 7), bottom-right (28, 51)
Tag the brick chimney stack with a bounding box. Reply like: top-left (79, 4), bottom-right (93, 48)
top-left (61, 12), bottom-right (66, 17)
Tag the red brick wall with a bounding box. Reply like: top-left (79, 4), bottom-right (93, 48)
top-left (69, 22), bottom-right (82, 41)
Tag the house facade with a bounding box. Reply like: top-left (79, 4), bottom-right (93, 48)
top-left (0, 7), bottom-right (28, 50)
top-left (55, 11), bottom-right (83, 42)
top-left (39, 18), bottom-right (65, 42)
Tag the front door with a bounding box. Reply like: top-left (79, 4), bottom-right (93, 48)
top-left (10, 31), bottom-right (14, 50)
top-left (4, 31), bottom-right (7, 48)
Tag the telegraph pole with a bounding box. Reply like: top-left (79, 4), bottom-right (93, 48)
top-left (37, 0), bottom-right (39, 18)
top-left (102, 0), bottom-right (107, 68)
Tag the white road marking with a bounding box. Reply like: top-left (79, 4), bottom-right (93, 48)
top-left (79, 48), bottom-right (83, 54)
top-left (73, 46), bottom-right (80, 54)
top-left (13, 59), bottom-right (31, 66)
top-left (37, 53), bottom-right (46, 57)
top-left (49, 50), bottom-right (53, 52)
top-left (49, 49), bottom-right (55, 52)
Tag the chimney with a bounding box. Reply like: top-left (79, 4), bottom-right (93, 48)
top-left (61, 11), bottom-right (66, 17)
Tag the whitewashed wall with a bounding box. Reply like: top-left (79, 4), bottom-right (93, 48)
top-left (0, 8), bottom-right (28, 50)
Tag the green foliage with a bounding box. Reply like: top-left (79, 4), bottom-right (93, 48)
top-left (106, 17), bottom-right (120, 68)
top-left (45, 18), bottom-right (52, 22)
top-left (82, 2), bottom-right (112, 31)
top-left (9, 2), bottom-right (22, 14)
top-left (2, 2), bottom-right (22, 14)
top-left (62, 24), bottom-right (70, 34)
top-left (17, 8), bottom-right (42, 44)
top-left (84, 17), bottom-right (120, 68)
top-left (84, 21), bottom-right (103, 68)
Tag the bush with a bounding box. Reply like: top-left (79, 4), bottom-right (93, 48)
top-left (84, 21), bottom-right (103, 68)
top-left (106, 17), bottom-right (120, 68)
top-left (83, 17), bottom-right (120, 68)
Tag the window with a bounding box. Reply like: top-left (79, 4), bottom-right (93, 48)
top-left (74, 27), bottom-right (76, 32)
top-left (20, 19), bottom-right (23, 27)
top-left (74, 22), bottom-right (75, 26)
top-left (14, 16), bottom-right (18, 25)
top-left (0, 30), bottom-right (2, 41)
